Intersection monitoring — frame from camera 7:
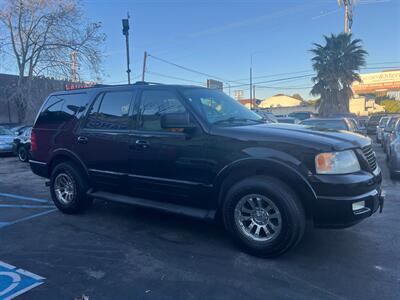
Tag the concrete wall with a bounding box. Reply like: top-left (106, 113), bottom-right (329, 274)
top-left (0, 73), bottom-right (70, 124)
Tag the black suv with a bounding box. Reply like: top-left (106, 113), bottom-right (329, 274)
top-left (30, 83), bottom-right (384, 257)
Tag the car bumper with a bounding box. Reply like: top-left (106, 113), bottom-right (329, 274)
top-left (0, 144), bottom-right (13, 153)
top-left (29, 160), bottom-right (49, 178)
top-left (311, 168), bottom-right (383, 228)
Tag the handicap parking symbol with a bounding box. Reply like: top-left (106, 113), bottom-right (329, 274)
top-left (0, 261), bottom-right (44, 300)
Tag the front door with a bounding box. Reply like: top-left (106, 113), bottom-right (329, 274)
top-left (75, 89), bottom-right (136, 192)
top-left (127, 88), bottom-right (213, 208)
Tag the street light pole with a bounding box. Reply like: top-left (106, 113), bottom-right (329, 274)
top-left (122, 17), bottom-right (131, 84)
top-left (250, 54), bottom-right (253, 110)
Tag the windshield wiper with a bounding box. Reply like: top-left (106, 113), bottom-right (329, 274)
top-left (213, 117), bottom-right (264, 125)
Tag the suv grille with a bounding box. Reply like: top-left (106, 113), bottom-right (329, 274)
top-left (361, 145), bottom-right (377, 171)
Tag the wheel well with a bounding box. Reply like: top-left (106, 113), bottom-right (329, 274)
top-left (216, 161), bottom-right (316, 220)
top-left (48, 154), bottom-right (88, 180)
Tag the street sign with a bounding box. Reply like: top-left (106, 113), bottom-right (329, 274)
top-left (206, 79), bottom-right (223, 91)
top-left (0, 261), bottom-right (45, 300)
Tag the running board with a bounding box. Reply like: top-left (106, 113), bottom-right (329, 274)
top-left (87, 190), bottom-right (216, 221)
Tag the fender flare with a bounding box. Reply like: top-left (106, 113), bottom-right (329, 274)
top-left (49, 148), bottom-right (89, 177)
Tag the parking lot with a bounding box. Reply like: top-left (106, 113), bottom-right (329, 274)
top-left (0, 142), bottom-right (399, 300)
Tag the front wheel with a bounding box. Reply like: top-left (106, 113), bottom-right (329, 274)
top-left (50, 162), bottom-right (93, 214)
top-left (222, 176), bottom-right (306, 257)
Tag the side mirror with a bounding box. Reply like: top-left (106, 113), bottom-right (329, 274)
top-left (160, 113), bottom-right (196, 130)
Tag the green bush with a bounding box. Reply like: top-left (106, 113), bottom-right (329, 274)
top-left (381, 100), bottom-right (400, 113)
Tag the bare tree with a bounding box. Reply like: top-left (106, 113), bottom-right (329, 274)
top-left (0, 0), bottom-right (105, 122)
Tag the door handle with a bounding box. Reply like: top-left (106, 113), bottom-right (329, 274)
top-left (77, 136), bottom-right (88, 144)
top-left (135, 139), bottom-right (150, 149)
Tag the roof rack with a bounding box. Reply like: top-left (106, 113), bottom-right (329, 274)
top-left (64, 81), bottom-right (166, 91)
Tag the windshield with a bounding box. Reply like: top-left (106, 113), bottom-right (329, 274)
top-left (379, 117), bottom-right (389, 127)
top-left (183, 88), bottom-right (263, 125)
top-left (386, 117), bottom-right (399, 131)
top-left (301, 119), bottom-right (347, 130)
top-left (0, 127), bottom-right (13, 135)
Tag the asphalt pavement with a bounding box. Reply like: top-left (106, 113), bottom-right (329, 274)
top-left (0, 143), bottom-right (399, 300)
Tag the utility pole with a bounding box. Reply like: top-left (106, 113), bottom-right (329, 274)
top-left (253, 85), bottom-right (256, 104)
top-left (122, 15), bottom-right (131, 84)
top-left (249, 66), bottom-right (253, 110)
top-left (142, 51), bottom-right (148, 81)
top-left (338, 0), bottom-right (354, 33)
top-left (70, 51), bottom-right (77, 82)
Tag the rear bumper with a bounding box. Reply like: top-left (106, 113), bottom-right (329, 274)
top-left (29, 160), bottom-right (49, 178)
top-left (0, 144), bottom-right (13, 153)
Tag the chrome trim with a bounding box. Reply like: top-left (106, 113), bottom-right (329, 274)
top-left (318, 189), bottom-right (378, 201)
top-left (88, 168), bottom-right (212, 187)
top-left (29, 160), bottom-right (47, 165)
top-left (127, 173), bottom-right (213, 187)
top-left (88, 169), bottom-right (125, 176)
top-left (373, 165), bottom-right (381, 176)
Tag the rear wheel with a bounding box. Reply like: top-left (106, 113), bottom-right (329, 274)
top-left (18, 147), bottom-right (29, 162)
top-left (222, 176), bottom-right (306, 257)
top-left (50, 162), bottom-right (93, 214)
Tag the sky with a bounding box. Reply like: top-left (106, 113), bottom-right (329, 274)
top-left (3, 0), bottom-right (400, 100)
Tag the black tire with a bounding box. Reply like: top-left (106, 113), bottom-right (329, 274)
top-left (18, 147), bottom-right (29, 162)
top-left (222, 176), bottom-right (305, 257)
top-left (50, 162), bottom-right (93, 214)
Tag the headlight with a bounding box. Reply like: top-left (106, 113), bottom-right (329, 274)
top-left (315, 150), bottom-right (360, 174)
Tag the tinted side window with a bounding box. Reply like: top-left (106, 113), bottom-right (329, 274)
top-left (138, 90), bottom-right (186, 131)
top-left (61, 93), bottom-right (89, 120)
top-left (85, 91), bottom-right (134, 130)
top-left (35, 95), bottom-right (64, 127)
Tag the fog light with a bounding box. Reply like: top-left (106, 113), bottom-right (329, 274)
top-left (352, 201), bottom-right (365, 211)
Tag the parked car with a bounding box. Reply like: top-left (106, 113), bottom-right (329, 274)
top-left (29, 83), bottom-right (384, 257)
top-left (13, 126), bottom-right (32, 162)
top-left (387, 119), bottom-right (400, 179)
top-left (288, 111), bottom-right (315, 121)
top-left (300, 117), bottom-right (363, 134)
top-left (376, 116), bottom-right (390, 143)
top-left (10, 124), bottom-right (31, 136)
top-left (367, 114), bottom-right (386, 134)
top-left (252, 109), bottom-right (277, 123)
top-left (276, 116), bottom-right (300, 124)
top-left (0, 127), bottom-right (16, 154)
top-left (382, 115), bottom-right (400, 153)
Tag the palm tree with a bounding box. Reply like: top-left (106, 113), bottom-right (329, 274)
top-left (310, 33), bottom-right (367, 117)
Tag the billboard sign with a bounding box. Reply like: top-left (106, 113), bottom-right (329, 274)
top-left (352, 70), bottom-right (400, 94)
top-left (206, 79), bottom-right (223, 91)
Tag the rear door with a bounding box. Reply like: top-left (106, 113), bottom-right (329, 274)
top-left (75, 89), bottom-right (136, 191)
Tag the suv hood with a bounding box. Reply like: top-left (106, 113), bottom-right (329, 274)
top-left (211, 123), bottom-right (371, 151)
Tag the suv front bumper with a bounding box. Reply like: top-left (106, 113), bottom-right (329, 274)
top-left (311, 168), bottom-right (383, 228)
top-left (313, 189), bottom-right (384, 228)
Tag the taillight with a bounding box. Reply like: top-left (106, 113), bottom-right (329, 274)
top-left (31, 130), bottom-right (37, 151)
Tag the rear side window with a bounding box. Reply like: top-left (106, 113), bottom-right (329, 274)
top-left (35, 95), bottom-right (65, 127)
top-left (61, 93), bottom-right (89, 120)
top-left (85, 90), bottom-right (134, 130)
top-left (35, 93), bottom-right (89, 128)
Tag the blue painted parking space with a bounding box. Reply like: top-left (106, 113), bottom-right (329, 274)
top-left (0, 193), bottom-right (55, 229)
top-left (0, 261), bottom-right (45, 300)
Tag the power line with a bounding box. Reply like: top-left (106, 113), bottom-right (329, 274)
top-left (147, 53), bottom-right (247, 85)
top-left (146, 70), bottom-right (204, 85)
